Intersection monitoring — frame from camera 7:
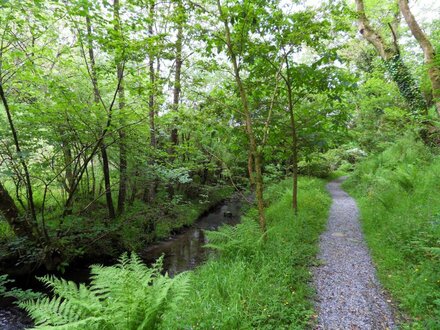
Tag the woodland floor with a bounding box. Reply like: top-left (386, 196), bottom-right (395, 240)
top-left (313, 177), bottom-right (396, 329)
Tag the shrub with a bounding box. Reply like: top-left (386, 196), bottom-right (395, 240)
top-left (298, 157), bottom-right (331, 178)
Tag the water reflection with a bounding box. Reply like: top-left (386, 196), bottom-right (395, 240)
top-left (141, 197), bottom-right (242, 276)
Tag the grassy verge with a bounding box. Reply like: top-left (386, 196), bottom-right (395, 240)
top-left (162, 177), bottom-right (331, 329)
top-left (343, 136), bottom-right (440, 329)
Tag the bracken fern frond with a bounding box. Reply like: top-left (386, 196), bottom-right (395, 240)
top-left (20, 253), bottom-right (190, 330)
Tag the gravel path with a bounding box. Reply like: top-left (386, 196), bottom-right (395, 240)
top-left (313, 177), bottom-right (395, 330)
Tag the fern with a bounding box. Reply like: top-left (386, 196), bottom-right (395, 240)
top-left (204, 217), bottom-right (262, 259)
top-left (21, 253), bottom-right (190, 330)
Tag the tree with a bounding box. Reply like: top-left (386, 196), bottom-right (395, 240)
top-left (215, 0), bottom-right (268, 233)
top-left (0, 82), bottom-right (39, 239)
top-left (0, 181), bottom-right (33, 238)
top-left (83, 3), bottom-right (116, 219)
top-left (113, 0), bottom-right (128, 215)
top-left (170, 0), bottom-right (184, 148)
top-left (398, 0), bottom-right (440, 115)
top-left (354, 0), bottom-right (427, 114)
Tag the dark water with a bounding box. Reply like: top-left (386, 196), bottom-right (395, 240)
top-left (140, 195), bottom-right (242, 276)
top-left (0, 196), bottom-right (242, 329)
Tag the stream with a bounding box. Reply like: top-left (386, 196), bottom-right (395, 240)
top-left (0, 195), bottom-right (242, 329)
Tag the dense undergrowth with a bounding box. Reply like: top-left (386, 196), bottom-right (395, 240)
top-left (344, 135), bottom-right (440, 329)
top-left (162, 177), bottom-right (331, 329)
top-left (7, 177), bottom-right (330, 329)
top-left (0, 185), bottom-right (232, 272)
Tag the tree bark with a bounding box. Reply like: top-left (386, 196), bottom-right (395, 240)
top-left (398, 0), bottom-right (440, 116)
top-left (354, 0), bottom-right (427, 114)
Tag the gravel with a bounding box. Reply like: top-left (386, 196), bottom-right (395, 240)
top-left (312, 177), bottom-right (396, 330)
top-left (0, 308), bottom-right (31, 330)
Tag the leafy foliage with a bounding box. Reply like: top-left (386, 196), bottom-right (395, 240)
top-left (20, 253), bottom-right (191, 330)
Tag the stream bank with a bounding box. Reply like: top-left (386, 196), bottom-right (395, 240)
top-left (0, 194), bottom-right (243, 329)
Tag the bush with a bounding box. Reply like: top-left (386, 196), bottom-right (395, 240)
top-left (298, 157), bottom-right (331, 178)
top-left (344, 135), bottom-right (440, 328)
top-left (297, 145), bottom-right (367, 178)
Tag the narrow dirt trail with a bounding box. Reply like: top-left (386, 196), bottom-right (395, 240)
top-left (313, 177), bottom-right (395, 330)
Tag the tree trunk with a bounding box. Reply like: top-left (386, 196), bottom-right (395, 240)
top-left (148, 0), bottom-right (158, 203)
top-left (247, 150), bottom-right (255, 191)
top-left (114, 0), bottom-right (127, 215)
top-left (354, 0), bottom-right (427, 114)
top-left (101, 144), bottom-right (116, 219)
top-left (217, 0), bottom-right (266, 233)
top-left (86, 12), bottom-right (116, 219)
top-left (286, 82), bottom-right (298, 215)
top-left (0, 182), bottom-right (34, 238)
top-left (0, 83), bottom-right (39, 236)
top-left (171, 0), bottom-right (183, 148)
top-left (62, 141), bottom-right (74, 194)
top-left (399, 0), bottom-right (440, 116)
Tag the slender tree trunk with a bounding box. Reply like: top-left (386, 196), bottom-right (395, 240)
top-left (217, 0), bottom-right (266, 233)
top-left (247, 150), bottom-right (255, 191)
top-left (167, 0), bottom-right (184, 199)
top-left (90, 156), bottom-right (96, 196)
top-left (171, 0), bottom-right (183, 148)
top-left (286, 83), bottom-right (298, 215)
top-left (62, 141), bottom-right (74, 193)
top-left (101, 144), bottom-right (115, 219)
top-left (114, 0), bottom-right (127, 215)
top-left (399, 0), bottom-right (440, 116)
top-left (0, 83), bottom-right (39, 236)
top-left (148, 0), bottom-right (158, 202)
top-left (85, 13), bottom-right (116, 219)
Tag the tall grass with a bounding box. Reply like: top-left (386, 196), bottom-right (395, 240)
top-left (162, 177), bottom-right (331, 329)
top-left (344, 135), bottom-right (440, 329)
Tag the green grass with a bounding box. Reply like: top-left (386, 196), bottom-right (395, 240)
top-left (162, 177), bottom-right (331, 329)
top-left (343, 135), bottom-right (440, 329)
